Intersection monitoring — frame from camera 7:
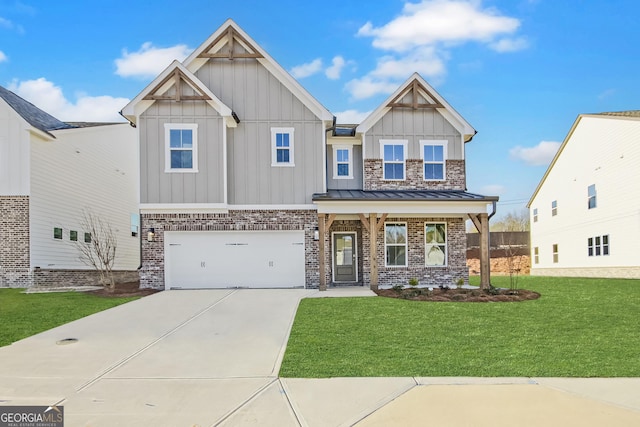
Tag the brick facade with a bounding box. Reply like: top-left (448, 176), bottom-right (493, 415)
top-left (0, 196), bottom-right (31, 287)
top-left (364, 159), bottom-right (466, 191)
top-left (140, 210), bottom-right (319, 289)
top-left (361, 217), bottom-right (468, 288)
top-left (32, 269), bottom-right (140, 288)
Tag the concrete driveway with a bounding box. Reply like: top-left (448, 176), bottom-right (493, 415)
top-left (0, 289), bottom-right (639, 426)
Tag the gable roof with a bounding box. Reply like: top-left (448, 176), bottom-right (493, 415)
top-left (356, 73), bottom-right (476, 142)
top-left (120, 60), bottom-right (237, 127)
top-left (182, 19), bottom-right (333, 122)
top-left (527, 111), bottom-right (640, 207)
top-left (0, 85), bottom-right (74, 138)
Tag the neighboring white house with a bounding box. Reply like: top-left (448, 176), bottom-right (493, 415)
top-left (0, 85), bottom-right (139, 287)
top-left (528, 111), bottom-right (640, 278)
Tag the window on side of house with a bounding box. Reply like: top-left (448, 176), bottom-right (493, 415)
top-left (165, 123), bottom-right (198, 172)
top-left (53, 227), bottom-right (63, 240)
top-left (380, 140), bottom-right (407, 180)
top-left (534, 247), bottom-right (539, 264)
top-left (552, 244), bottom-right (559, 263)
top-left (70, 230), bottom-right (78, 241)
top-left (551, 200), bottom-right (558, 216)
top-left (130, 213), bottom-right (139, 237)
top-left (533, 208), bottom-right (538, 222)
top-left (271, 127), bottom-right (295, 166)
top-left (84, 232), bottom-right (92, 243)
top-left (384, 222), bottom-right (407, 267)
top-left (425, 222), bottom-right (447, 266)
top-left (420, 140), bottom-right (446, 181)
top-left (333, 145), bottom-right (353, 179)
top-left (588, 235), bottom-right (610, 256)
top-left (588, 184), bottom-right (597, 209)
top-left (588, 237), bottom-right (594, 256)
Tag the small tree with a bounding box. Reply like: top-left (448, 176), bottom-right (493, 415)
top-left (492, 209), bottom-right (529, 293)
top-left (75, 209), bottom-right (117, 291)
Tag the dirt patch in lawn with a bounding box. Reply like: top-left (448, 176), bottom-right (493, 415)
top-left (374, 287), bottom-right (540, 302)
top-left (87, 281), bottom-right (161, 298)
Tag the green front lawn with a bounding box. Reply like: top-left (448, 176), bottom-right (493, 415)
top-left (0, 289), bottom-right (139, 347)
top-left (280, 276), bottom-right (640, 378)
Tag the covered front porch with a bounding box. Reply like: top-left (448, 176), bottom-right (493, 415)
top-left (313, 190), bottom-right (498, 291)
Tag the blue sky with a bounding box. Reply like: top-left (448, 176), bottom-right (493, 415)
top-left (1, 0), bottom-right (639, 218)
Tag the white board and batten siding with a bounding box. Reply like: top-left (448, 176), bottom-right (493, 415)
top-left (0, 97), bottom-right (30, 195)
top-left (164, 231), bottom-right (306, 289)
top-left (529, 115), bottom-right (640, 276)
top-left (29, 124), bottom-right (140, 270)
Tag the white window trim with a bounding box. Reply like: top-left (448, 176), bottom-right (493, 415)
top-left (271, 127), bottom-right (295, 167)
top-left (384, 222), bottom-right (408, 267)
top-left (425, 222), bottom-right (447, 267)
top-left (332, 145), bottom-right (353, 179)
top-left (379, 139), bottom-right (408, 181)
top-left (165, 123), bottom-right (198, 173)
top-left (588, 184), bottom-right (597, 209)
top-left (420, 140), bottom-right (447, 181)
top-left (533, 208), bottom-right (538, 222)
top-left (551, 200), bottom-right (558, 216)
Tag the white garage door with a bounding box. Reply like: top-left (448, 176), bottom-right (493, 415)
top-left (165, 231), bottom-right (306, 289)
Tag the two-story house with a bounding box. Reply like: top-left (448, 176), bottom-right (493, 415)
top-left (0, 85), bottom-right (139, 287)
top-left (121, 19), bottom-right (497, 290)
top-left (528, 111), bottom-right (640, 278)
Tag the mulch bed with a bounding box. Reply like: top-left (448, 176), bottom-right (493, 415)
top-left (87, 281), bottom-right (161, 298)
top-left (374, 287), bottom-right (540, 302)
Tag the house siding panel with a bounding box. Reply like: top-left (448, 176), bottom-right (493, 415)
top-left (0, 99), bottom-right (30, 195)
top-left (326, 145), bottom-right (364, 190)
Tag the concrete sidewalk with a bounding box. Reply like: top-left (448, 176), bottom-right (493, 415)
top-left (0, 289), bottom-right (638, 426)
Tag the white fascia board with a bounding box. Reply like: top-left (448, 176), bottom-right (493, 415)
top-left (183, 19), bottom-right (333, 122)
top-left (140, 203), bottom-right (229, 214)
top-left (314, 200), bottom-right (491, 215)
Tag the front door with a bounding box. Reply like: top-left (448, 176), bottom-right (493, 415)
top-left (333, 232), bottom-right (357, 282)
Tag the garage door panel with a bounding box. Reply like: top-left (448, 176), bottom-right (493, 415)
top-left (165, 231), bottom-right (305, 289)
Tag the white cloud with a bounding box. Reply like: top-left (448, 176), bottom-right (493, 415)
top-left (0, 51), bottom-right (7, 63)
top-left (358, 0), bottom-right (521, 52)
top-left (9, 78), bottom-right (129, 122)
top-left (345, 76), bottom-right (400, 100)
top-left (480, 184), bottom-right (506, 195)
top-left (371, 47), bottom-right (447, 79)
top-left (489, 37), bottom-right (529, 52)
top-left (334, 109), bottom-right (372, 124)
top-left (290, 58), bottom-right (323, 79)
top-left (325, 56), bottom-right (346, 80)
top-left (510, 141), bottom-right (561, 166)
top-left (115, 42), bottom-right (192, 78)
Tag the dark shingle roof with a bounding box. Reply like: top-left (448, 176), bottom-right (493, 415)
top-left (0, 85), bottom-right (75, 136)
top-left (596, 110), bottom-right (640, 118)
top-left (313, 189), bottom-right (499, 202)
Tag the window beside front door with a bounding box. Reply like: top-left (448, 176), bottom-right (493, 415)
top-left (385, 222), bottom-right (407, 267)
top-left (425, 222), bottom-right (447, 266)
top-left (165, 123), bottom-right (198, 172)
top-left (333, 232), bottom-right (357, 282)
top-left (380, 140), bottom-right (407, 180)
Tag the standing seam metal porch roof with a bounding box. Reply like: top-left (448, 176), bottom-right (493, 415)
top-left (313, 189), bottom-right (499, 202)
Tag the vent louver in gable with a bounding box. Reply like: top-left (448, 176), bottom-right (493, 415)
top-left (197, 25), bottom-right (264, 60)
top-left (387, 79), bottom-right (444, 109)
top-left (143, 68), bottom-right (212, 102)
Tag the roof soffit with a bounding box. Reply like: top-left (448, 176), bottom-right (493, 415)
top-left (183, 19), bottom-right (333, 122)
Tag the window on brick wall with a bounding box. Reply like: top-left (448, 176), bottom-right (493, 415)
top-left (425, 222), bottom-right (447, 266)
top-left (385, 222), bottom-right (407, 267)
top-left (53, 227), bottom-right (63, 240)
top-left (380, 140), bottom-right (407, 180)
top-left (420, 140), bottom-right (446, 181)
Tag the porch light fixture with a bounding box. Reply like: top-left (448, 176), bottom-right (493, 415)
top-left (147, 228), bottom-right (155, 242)
top-left (313, 227), bottom-right (319, 241)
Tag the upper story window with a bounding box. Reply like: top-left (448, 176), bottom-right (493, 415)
top-left (551, 200), bottom-right (558, 216)
top-left (271, 127), bottom-right (295, 167)
top-left (384, 222), bottom-right (407, 267)
top-left (165, 123), bottom-right (198, 173)
top-left (421, 140), bottom-right (446, 181)
top-left (53, 227), bottom-right (63, 240)
top-left (380, 140), bottom-right (407, 181)
top-left (130, 213), bottom-right (140, 237)
top-left (425, 223), bottom-right (447, 266)
top-left (533, 208), bottom-right (538, 223)
top-left (588, 184), bottom-right (597, 209)
top-left (70, 230), bottom-right (78, 241)
top-left (333, 145), bottom-right (353, 179)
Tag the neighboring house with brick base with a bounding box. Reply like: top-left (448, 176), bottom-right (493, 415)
top-left (528, 111), bottom-right (640, 279)
top-left (0, 86), bottom-right (139, 287)
top-left (121, 19), bottom-right (498, 291)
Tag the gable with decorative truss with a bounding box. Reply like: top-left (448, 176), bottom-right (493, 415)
top-left (387, 79), bottom-right (445, 110)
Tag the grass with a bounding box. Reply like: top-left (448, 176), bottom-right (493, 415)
top-left (280, 276), bottom-right (640, 378)
top-left (0, 289), bottom-right (139, 347)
